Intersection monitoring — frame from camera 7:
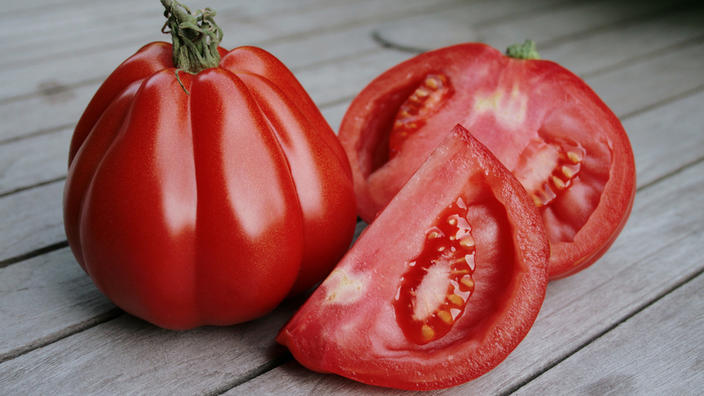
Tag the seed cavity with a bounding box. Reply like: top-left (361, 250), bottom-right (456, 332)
top-left (388, 74), bottom-right (452, 158)
top-left (394, 197), bottom-right (477, 345)
top-left (514, 140), bottom-right (586, 208)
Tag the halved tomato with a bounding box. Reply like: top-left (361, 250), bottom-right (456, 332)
top-left (278, 125), bottom-right (548, 390)
top-left (339, 42), bottom-right (635, 279)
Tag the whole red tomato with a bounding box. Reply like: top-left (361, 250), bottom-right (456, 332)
top-left (63, 2), bottom-right (356, 329)
top-left (338, 41), bottom-right (635, 279)
top-left (279, 125), bottom-right (549, 390)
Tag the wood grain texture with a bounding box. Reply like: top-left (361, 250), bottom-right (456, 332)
top-left (0, 0), bottom-right (458, 101)
top-left (0, 305), bottom-right (297, 396)
top-left (0, 248), bottom-right (115, 362)
top-left (625, 90), bottom-right (704, 187)
top-left (373, 0), bottom-right (691, 53)
top-left (585, 40), bottom-right (704, 118)
top-left (0, 222), bottom-right (370, 367)
top-left (226, 150), bottom-right (704, 395)
top-left (542, 2), bottom-right (704, 77)
top-left (0, 129), bottom-right (70, 196)
top-left (0, 3), bottom-right (445, 143)
top-left (0, 27), bottom-right (380, 144)
top-left (514, 272), bottom-right (704, 395)
top-left (0, 0), bottom-right (352, 68)
top-left (0, 181), bottom-right (63, 263)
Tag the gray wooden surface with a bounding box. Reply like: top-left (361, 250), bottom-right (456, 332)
top-left (1, 0), bottom-right (703, 394)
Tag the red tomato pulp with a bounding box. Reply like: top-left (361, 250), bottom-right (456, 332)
top-left (339, 42), bottom-right (635, 278)
top-left (278, 125), bottom-right (549, 390)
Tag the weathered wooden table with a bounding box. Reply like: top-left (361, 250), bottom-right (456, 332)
top-left (1, 0), bottom-right (703, 394)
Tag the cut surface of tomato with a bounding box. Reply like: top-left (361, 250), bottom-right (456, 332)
top-left (278, 125), bottom-right (549, 390)
top-left (339, 42), bottom-right (635, 278)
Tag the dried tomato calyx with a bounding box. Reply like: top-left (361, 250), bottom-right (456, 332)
top-left (161, 0), bottom-right (223, 74)
top-left (388, 74), bottom-right (452, 158)
top-left (513, 139), bottom-right (586, 208)
top-left (394, 197), bottom-right (476, 345)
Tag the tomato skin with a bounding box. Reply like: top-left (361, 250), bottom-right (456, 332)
top-left (64, 42), bottom-right (356, 329)
top-left (278, 125), bottom-right (548, 390)
top-left (338, 43), bottom-right (635, 279)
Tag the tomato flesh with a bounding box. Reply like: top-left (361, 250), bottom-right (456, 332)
top-left (389, 73), bottom-right (452, 158)
top-left (339, 43), bottom-right (635, 278)
top-left (394, 197), bottom-right (476, 345)
top-left (278, 125), bottom-right (548, 390)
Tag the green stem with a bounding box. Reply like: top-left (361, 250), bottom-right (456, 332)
top-left (161, 0), bottom-right (223, 73)
top-left (506, 40), bottom-right (541, 60)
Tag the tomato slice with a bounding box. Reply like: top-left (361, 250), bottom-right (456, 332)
top-left (338, 43), bottom-right (635, 279)
top-left (278, 125), bottom-right (549, 390)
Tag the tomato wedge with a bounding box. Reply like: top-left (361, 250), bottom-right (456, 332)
top-left (338, 42), bottom-right (635, 279)
top-left (278, 125), bottom-right (549, 390)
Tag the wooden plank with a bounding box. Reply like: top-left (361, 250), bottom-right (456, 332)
top-left (0, 129), bottom-right (70, 196)
top-left (225, 153), bottom-right (704, 395)
top-left (542, 3), bottom-right (704, 76)
top-left (476, 0), bottom-right (691, 52)
top-left (0, 221), bottom-right (372, 392)
top-left (625, 90), bottom-right (704, 187)
top-left (0, 17), bottom-right (385, 141)
top-left (0, 30), bottom-right (384, 143)
top-left (0, 0), bottom-right (93, 17)
top-left (585, 42), bottom-right (704, 118)
top-left (0, 304), bottom-right (297, 395)
top-left (0, 0), bottom-right (458, 101)
top-left (0, 181), bottom-right (63, 263)
top-left (0, 4), bottom-right (459, 143)
top-left (0, 248), bottom-right (115, 362)
top-left (373, 0), bottom-right (690, 53)
top-left (0, 219), bottom-right (367, 367)
top-left (514, 272), bottom-right (704, 395)
top-left (0, 0), bottom-right (341, 68)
